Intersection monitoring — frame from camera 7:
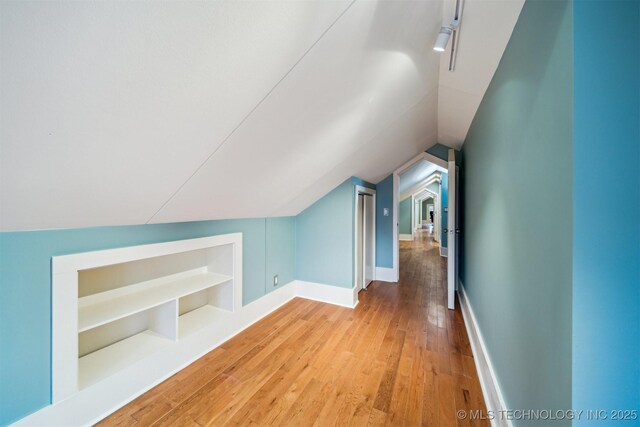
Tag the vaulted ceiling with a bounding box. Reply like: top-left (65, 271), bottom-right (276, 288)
top-left (0, 0), bottom-right (523, 231)
top-left (399, 160), bottom-right (445, 196)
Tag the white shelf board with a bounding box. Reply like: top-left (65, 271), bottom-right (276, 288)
top-left (78, 330), bottom-right (171, 389)
top-left (79, 272), bottom-right (232, 332)
top-left (178, 305), bottom-right (232, 339)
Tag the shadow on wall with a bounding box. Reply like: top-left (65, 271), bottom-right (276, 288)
top-left (460, 0), bottom-right (572, 423)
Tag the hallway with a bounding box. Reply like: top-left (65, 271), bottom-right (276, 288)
top-left (99, 231), bottom-right (488, 426)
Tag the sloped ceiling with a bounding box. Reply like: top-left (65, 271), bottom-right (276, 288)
top-left (437, 0), bottom-right (524, 148)
top-left (399, 160), bottom-right (445, 195)
top-left (0, 0), bottom-right (521, 231)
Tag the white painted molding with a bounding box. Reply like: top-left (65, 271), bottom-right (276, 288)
top-left (446, 152), bottom-right (457, 310)
top-left (16, 281), bottom-right (296, 427)
top-left (374, 267), bottom-right (397, 282)
top-left (14, 279), bottom-right (360, 426)
top-left (51, 233), bottom-right (243, 404)
top-left (440, 246), bottom-right (448, 257)
top-left (458, 283), bottom-right (511, 427)
top-left (400, 173), bottom-right (442, 201)
top-left (399, 234), bottom-right (413, 241)
top-left (407, 186), bottom-right (438, 203)
top-left (392, 150), bottom-right (448, 285)
top-left (395, 151), bottom-right (448, 174)
top-left (353, 185), bottom-right (376, 293)
top-left (294, 280), bottom-right (359, 309)
top-left (392, 173), bottom-right (399, 282)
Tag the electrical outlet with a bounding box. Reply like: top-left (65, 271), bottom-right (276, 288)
top-left (273, 274), bottom-right (279, 287)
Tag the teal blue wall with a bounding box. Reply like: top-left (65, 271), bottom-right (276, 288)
top-left (0, 217), bottom-right (295, 425)
top-left (351, 176), bottom-right (376, 191)
top-left (460, 0), bottom-right (573, 424)
top-left (573, 1), bottom-right (639, 424)
top-left (295, 178), bottom-right (356, 288)
top-left (375, 174), bottom-right (394, 268)
top-left (399, 198), bottom-right (412, 235)
top-left (1, 174), bottom-right (372, 424)
top-left (426, 143), bottom-right (450, 163)
top-left (441, 172), bottom-right (448, 248)
top-left (426, 144), bottom-right (460, 165)
top-left (265, 217), bottom-right (296, 293)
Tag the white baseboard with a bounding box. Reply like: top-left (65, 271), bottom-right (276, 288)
top-left (14, 280), bottom-right (358, 426)
top-left (458, 283), bottom-right (511, 427)
top-left (440, 246), bottom-right (448, 257)
top-left (399, 234), bottom-right (413, 241)
top-left (374, 267), bottom-right (397, 282)
top-left (294, 280), bottom-right (358, 308)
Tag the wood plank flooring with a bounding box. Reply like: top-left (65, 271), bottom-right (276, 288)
top-left (98, 230), bottom-right (488, 426)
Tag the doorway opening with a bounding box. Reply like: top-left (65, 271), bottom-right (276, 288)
top-left (392, 150), bottom-right (459, 309)
top-left (354, 186), bottom-right (376, 292)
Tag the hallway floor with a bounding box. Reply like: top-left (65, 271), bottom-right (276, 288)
top-left (99, 231), bottom-right (488, 426)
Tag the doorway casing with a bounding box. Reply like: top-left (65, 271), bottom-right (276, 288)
top-left (354, 185), bottom-right (376, 291)
top-left (391, 151), bottom-right (448, 282)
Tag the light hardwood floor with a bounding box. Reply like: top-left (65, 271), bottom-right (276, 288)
top-left (98, 230), bottom-right (488, 426)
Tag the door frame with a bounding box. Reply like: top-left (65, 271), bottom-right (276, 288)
top-left (446, 148), bottom-right (459, 310)
top-left (392, 152), bottom-right (448, 282)
top-left (354, 185), bottom-right (376, 290)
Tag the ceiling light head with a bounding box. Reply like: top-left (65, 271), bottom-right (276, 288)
top-left (433, 26), bottom-right (453, 52)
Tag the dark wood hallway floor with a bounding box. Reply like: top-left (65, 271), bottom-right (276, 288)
top-left (98, 230), bottom-right (488, 426)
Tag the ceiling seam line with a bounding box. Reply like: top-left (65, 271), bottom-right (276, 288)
top-left (145, 0), bottom-right (358, 224)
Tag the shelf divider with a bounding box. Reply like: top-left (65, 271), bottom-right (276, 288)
top-left (79, 270), bottom-right (232, 332)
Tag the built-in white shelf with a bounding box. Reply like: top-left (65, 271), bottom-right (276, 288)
top-left (79, 330), bottom-right (172, 389)
top-left (179, 305), bottom-right (231, 339)
top-left (78, 270), bottom-right (232, 332)
top-left (51, 233), bottom-right (243, 403)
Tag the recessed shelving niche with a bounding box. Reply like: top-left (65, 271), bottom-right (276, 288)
top-left (52, 233), bottom-right (242, 403)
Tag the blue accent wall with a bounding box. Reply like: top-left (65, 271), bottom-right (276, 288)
top-left (426, 144), bottom-right (460, 165)
top-left (1, 174), bottom-right (373, 424)
top-left (441, 172), bottom-right (448, 249)
top-left (572, 1), bottom-right (640, 423)
top-left (351, 177), bottom-right (376, 190)
top-left (426, 143), bottom-right (450, 163)
top-left (459, 0), bottom-right (573, 423)
top-left (399, 198), bottom-right (412, 235)
top-left (0, 217), bottom-right (295, 425)
top-left (265, 217), bottom-right (296, 294)
top-left (295, 178), bottom-right (355, 288)
top-left (375, 174), bottom-right (394, 268)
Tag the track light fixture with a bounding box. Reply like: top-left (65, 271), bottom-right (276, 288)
top-left (433, 0), bottom-right (465, 71)
top-left (433, 24), bottom-right (456, 52)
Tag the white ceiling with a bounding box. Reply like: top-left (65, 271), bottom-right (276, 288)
top-left (399, 160), bottom-right (445, 195)
top-left (0, 0), bottom-right (522, 231)
top-left (437, 0), bottom-right (524, 149)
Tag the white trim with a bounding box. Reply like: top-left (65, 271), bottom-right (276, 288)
top-left (447, 149), bottom-right (457, 310)
top-left (15, 280), bottom-right (360, 426)
top-left (399, 234), bottom-right (413, 241)
top-left (410, 195), bottom-right (415, 238)
top-left (374, 267), bottom-right (396, 282)
top-left (393, 150), bottom-right (449, 283)
top-left (392, 173), bottom-right (400, 281)
top-left (438, 178), bottom-right (443, 243)
top-left (400, 172), bottom-right (442, 201)
top-left (354, 185), bottom-right (376, 289)
top-left (440, 246), bottom-right (448, 257)
top-left (51, 233), bottom-right (243, 404)
top-left (18, 281), bottom-right (295, 427)
top-left (294, 280), bottom-right (359, 309)
top-left (394, 151), bottom-right (448, 174)
top-left (408, 187), bottom-right (438, 202)
top-left (458, 283), bottom-right (511, 427)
